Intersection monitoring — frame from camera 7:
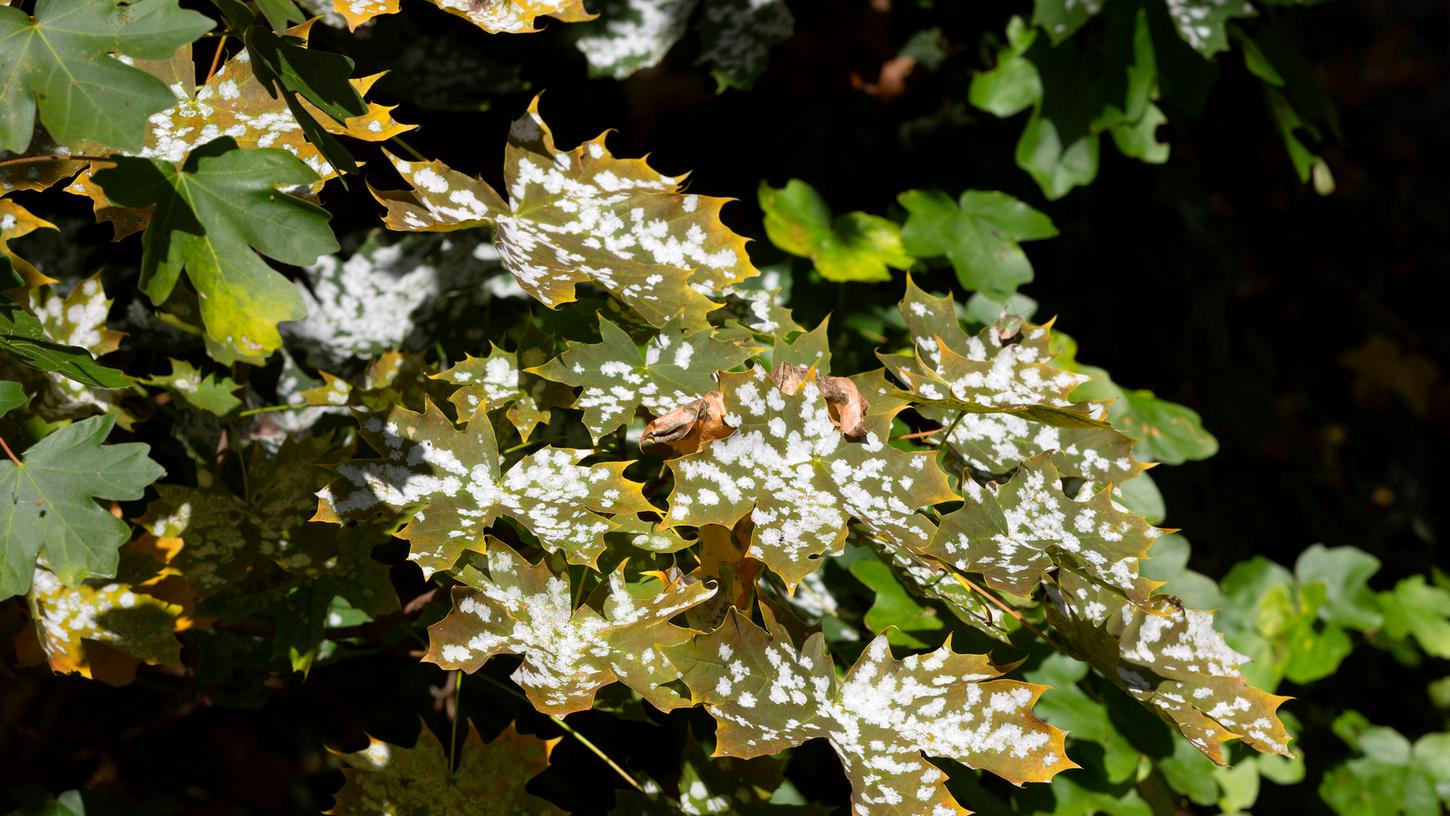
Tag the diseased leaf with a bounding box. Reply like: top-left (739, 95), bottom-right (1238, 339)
top-left (375, 98), bottom-right (755, 326)
top-left (849, 557), bottom-right (946, 649)
top-left (24, 562), bottom-right (183, 684)
top-left (426, 540), bottom-right (717, 714)
top-left (1, 414), bottom-right (165, 599)
top-left (21, 275), bottom-right (132, 422)
top-left (927, 454), bottom-right (1161, 606)
top-left (0, 297), bottom-right (132, 389)
top-left (532, 315), bottom-right (750, 441)
top-left (613, 740), bottom-right (822, 815)
top-left (898, 188), bottom-right (1057, 299)
top-left (664, 366), bottom-right (955, 588)
top-left (0, 0), bottom-right (212, 154)
top-left (435, 344), bottom-right (554, 441)
top-left (576, 0), bottom-right (696, 80)
top-left (146, 359), bottom-right (242, 416)
top-left (315, 398), bottom-right (654, 572)
top-left (1046, 571), bottom-right (1293, 764)
top-left (334, 0), bottom-right (593, 33)
top-left (695, 0), bottom-right (793, 90)
top-left (1, 198), bottom-right (57, 288)
top-left (1166, 0), bottom-right (1254, 57)
top-left (93, 137), bottom-right (337, 363)
top-left (138, 481), bottom-right (256, 599)
top-left (330, 722), bottom-right (559, 815)
top-left (670, 609), bottom-right (1076, 814)
top-left (760, 179), bottom-right (911, 283)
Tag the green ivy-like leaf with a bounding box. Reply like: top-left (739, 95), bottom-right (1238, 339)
top-left (315, 399), bottom-right (654, 572)
top-left (670, 608), bottom-right (1077, 814)
top-left (1294, 544), bottom-right (1383, 631)
top-left (532, 315), bottom-right (750, 441)
top-left (0, 0), bottom-right (213, 154)
top-left (1379, 576), bottom-right (1450, 660)
top-left (375, 98), bottom-right (756, 327)
top-left (1319, 719), bottom-right (1450, 816)
top-left (330, 721), bottom-right (559, 815)
top-left (425, 540), bottom-right (716, 714)
top-left (898, 188), bottom-right (1057, 298)
top-left (93, 137), bottom-right (337, 363)
top-left (664, 367), bottom-right (955, 588)
top-left (1, 414), bottom-right (165, 599)
top-left (759, 179), bottom-right (911, 283)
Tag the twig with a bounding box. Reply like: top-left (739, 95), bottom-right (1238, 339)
top-left (205, 34), bottom-right (229, 84)
top-left (477, 674), bottom-right (643, 792)
top-left (0, 154), bottom-right (114, 170)
top-left (894, 427), bottom-right (944, 441)
top-left (958, 575), bottom-right (1064, 652)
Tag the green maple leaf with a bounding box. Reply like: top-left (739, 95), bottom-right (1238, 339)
top-left (426, 540), bottom-right (717, 714)
top-left (759, 179), bottom-right (911, 283)
top-left (0, 380), bottom-right (24, 417)
top-left (433, 344), bottom-right (554, 442)
top-left (146, 359), bottom-right (242, 416)
top-left (92, 137), bottom-right (338, 363)
top-left (1, 299), bottom-right (132, 390)
top-left (532, 315), bottom-right (751, 441)
top-left (1046, 571), bottom-right (1293, 765)
top-left (330, 721), bottom-right (559, 815)
top-left (927, 454), bottom-right (1160, 606)
top-left (0, 0), bottom-right (213, 154)
top-left (1, 414), bottom-right (164, 599)
top-left (375, 98), bottom-right (757, 327)
top-left (664, 367), bottom-right (955, 588)
top-left (898, 188), bottom-right (1057, 298)
top-left (670, 608), bottom-right (1076, 814)
top-left (316, 399), bottom-right (654, 573)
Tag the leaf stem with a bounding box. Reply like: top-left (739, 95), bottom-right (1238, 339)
top-left (959, 575), bottom-right (1064, 651)
top-left (389, 136), bottom-right (428, 162)
top-left (239, 403), bottom-right (315, 417)
top-left (449, 670), bottom-right (463, 772)
top-left (0, 433), bottom-right (21, 466)
top-left (476, 674), bottom-right (643, 792)
top-left (205, 34), bottom-right (229, 84)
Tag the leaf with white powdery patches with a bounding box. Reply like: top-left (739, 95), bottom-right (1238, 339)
top-left (670, 608), bottom-right (1076, 815)
top-left (1046, 571), bottom-right (1293, 765)
top-left (927, 454), bottom-right (1161, 606)
top-left (532, 315), bottom-right (750, 441)
top-left (315, 398), bottom-right (654, 573)
top-left (435, 344), bottom-right (554, 441)
top-left (664, 367), bottom-right (955, 588)
top-left (426, 540), bottom-right (717, 715)
top-left (329, 721), bottom-right (559, 815)
top-left (376, 98), bottom-right (756, 327)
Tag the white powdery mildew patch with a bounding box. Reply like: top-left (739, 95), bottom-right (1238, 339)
top-left (944, 412), bottom-right (1135, 485)
top-left (429, 544), bottom-right (716, 714)
top-left (1164, 0), bottom-right (1253, 53)
top-left (669, 370), bottom-right (943, 586)
top-left (932, 327), bottom-right (1088, 409)
top-left (29, 277), bottom-right (120, 417)
top-left (576, 0), bottom-right (698, 79)
top-left (28, 567), bottom-right (178, 672)
top-left (696, 0), bottom-right (794, 88)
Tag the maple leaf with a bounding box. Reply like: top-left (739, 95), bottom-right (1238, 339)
top-left (695, 0), bottom-right (794, 91)
top-left (613, 738), bottom-right (824, 815)
top-left (22, 559), bottom-right (184, 685)
top-left (664, 366), bottom-right (955, 588)
top-left (864, 533), bottom-right (1013, 644)
top-left (425, 540), bottom-right (717, 714)
top-left (576, 0), bottom-right (696, 80)
top-left (18, 274), bottom-right (134, 424)
top-left (374, 98), bottom-right (758, 326)
top-left (0, 0), bottom-right (213, 154)
top-left (925, 454), bottom-right (1160, 606)
top-left (315, 398), bottom-right (654, 572)
top-left (329, 721), bottom-right (559, 815)
top-left (333, 0), bottom-right (593, 33)
top-left (93, 137), bottom-right (339, 363)
top-left (145, 359), bottom-right (242, 416)
top-left (138, 481), bottom-right (255, 600)
top-left (532, 315), bottom-right (750, 441)
top-left (670, 609), bottom-right (1076, 814)
top-left (1, 414), bottom-right (164, 599)
top-left (434, 344), bottom-right (557, 442)
top-left (1046, 571), bottom-right (1293, 765)
top-left (1, 198), bottom-right (57, 288)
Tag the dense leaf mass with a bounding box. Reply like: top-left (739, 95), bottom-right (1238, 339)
top-left (0, 0), bottom-right (1441, 814)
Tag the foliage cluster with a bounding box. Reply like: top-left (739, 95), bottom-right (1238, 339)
top-left (1, 0), bottom-right (1446, 814)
